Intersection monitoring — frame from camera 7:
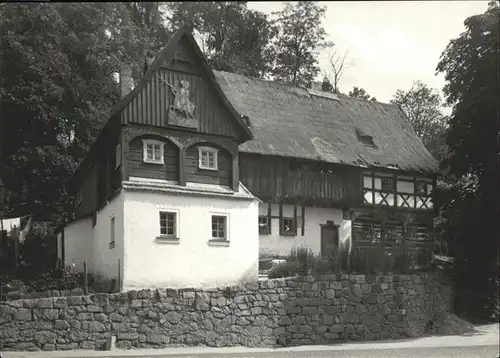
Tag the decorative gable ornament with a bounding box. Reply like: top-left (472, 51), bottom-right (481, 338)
top-left (158, 76), bottom-right (199, 130)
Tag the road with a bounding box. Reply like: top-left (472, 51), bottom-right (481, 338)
top-left (3, 324), bottom-right (499, 358)
top-left (166, 346), bottom-right (499, 358)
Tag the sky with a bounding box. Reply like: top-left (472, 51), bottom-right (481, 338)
top-left (247, 1), bottom-right (490, 108)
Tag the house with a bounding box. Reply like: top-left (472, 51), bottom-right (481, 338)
top-left (58, 27), bottom-right (438, 291)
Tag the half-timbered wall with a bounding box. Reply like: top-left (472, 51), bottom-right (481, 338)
top-left (362, 171), bottom-right (434, 210)
top-left (351, 212), bottom-right (434, 268)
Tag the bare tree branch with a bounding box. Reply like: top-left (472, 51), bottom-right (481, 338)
top-left (324, 46), bottom-right (352, 93)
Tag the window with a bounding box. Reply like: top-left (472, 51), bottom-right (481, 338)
top-left (280, 217), bottom-right (296, 236)
top-left (75, 187), bottom-right (83, 207)
top-left (110, 216), bottom-right (115, 249)
top-left (355, 128), bottom-right (377, 147)
top-left (258, 216), bottom-right (270, 235)
top-left (211, 215), bottom-right (227, 241)
top-left (198, 146), bottom-right (218, 171)
top-left (415, 182), bottom-right (428, 195)
top-left (142, 139), bottom-right (164, 164)
top-left (159, 211), bottom-right (177, 238)
top-left (381, 177), bottom-right (394, 191)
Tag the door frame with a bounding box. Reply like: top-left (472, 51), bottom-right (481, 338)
top-left (320, 220), bottom-right (340, 258)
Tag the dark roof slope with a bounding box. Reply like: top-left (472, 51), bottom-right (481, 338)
top-left (214, 70), bottom-right (439, 174)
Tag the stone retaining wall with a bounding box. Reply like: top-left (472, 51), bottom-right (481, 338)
top-left (0, 273), bottom-right (454, 351)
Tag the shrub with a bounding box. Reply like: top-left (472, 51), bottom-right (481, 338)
top-left (268, 247), bottom-right (337, 278)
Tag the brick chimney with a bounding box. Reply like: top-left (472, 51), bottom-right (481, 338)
top-left (119, 64), bottom-right (134, 98)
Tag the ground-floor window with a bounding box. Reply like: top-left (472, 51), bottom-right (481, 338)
top-left (211, 215), bottom-right (228, 241)
top-left (159, 211), bottom-right (178, 239)
top-left (258, 215), bottom-right (270, 235)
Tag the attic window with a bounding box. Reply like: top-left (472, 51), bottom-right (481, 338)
top-left (355, 128), bottom-right (377, 148)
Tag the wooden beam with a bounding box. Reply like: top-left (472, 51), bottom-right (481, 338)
top-left (301, 205), bottom-right (305, 236)
top-left (120, 126), bottom-right (129, 182)
top-left (267, 202), bottom-right (272, 235)
top-left (293, 203), bottom-right (298, 234)
top-left (232, 153), bottom-right (239, 192)
top-left (279, 203), bottom-right (283, 235)
top-left (179, 148), bottom-right (186, 186)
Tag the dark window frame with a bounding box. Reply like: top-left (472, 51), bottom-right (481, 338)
top-left (258, 215), bottom-right (270, 235)
top-left (280, 217), bottom-right (297, 236)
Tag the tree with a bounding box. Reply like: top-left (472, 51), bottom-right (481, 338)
top-left (166, 2), bottom-right (276, 78)
top-left (434, 1), bottom-right (499, 321)
top-left (323, 46), bottom-right (351, 93)
top-left (348, 86), bottom-right (376, 101)
top-left (271, 1), bottom-right (332, 87)
top-left (320, 76), bottom-right (333, 92)
top-left (0, 3), bottom-right (169, 223)
top-left (390, 81), bottom-right (448, 160)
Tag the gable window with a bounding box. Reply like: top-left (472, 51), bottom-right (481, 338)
top-left (159, 211), bottom-right (178, 239)
top-left (109, 216), bottom-right (115, 249)
top-left (198, 146), bottom-right (218, 171)
top-left (381, 177), bottom-right (394, 191)
top-left (280, 217), bottom-right (297, 236)
top-left (211, 214), bottom-right (228, 241)
top-left (258, 216), bottom-right (270, 235)
top-left (142, 139), bottom-right (164, 164)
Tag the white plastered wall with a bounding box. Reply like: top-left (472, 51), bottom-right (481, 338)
top-left (122, 190), bottom-right (259, 290)
top-left (258, 203), bottom-right (351, 257)
top-left (91, 193), bottom-right (124, 284)
top-left (63, 216), bottom-right (93, 272)
top-left (63, 193), bottom-right (124, 284)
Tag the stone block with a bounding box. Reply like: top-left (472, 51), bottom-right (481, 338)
top-left (14, 308), bottom-right (32, 321)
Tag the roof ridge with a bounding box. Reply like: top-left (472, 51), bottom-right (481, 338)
top-left (214, 70), bottom-right (399, 108)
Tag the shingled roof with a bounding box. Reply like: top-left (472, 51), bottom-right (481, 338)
top-left (213, 70), bottom-right (439, 174)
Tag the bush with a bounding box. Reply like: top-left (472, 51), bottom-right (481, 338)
top-left (268, 247), bottom-right (336, 279)
top-left (1, 266), bottom-right (82, 299)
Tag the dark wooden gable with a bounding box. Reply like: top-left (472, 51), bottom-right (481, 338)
top-left (120, 31), bottom-right (248, 140)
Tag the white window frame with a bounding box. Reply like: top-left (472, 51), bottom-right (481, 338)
top-left (210, 213), bottom-right (229, 241)
top-left (142, 139), bottom-right (164, 165)
top-left (158, 209), bottom-right (180, 240)
top-left (198, 146), bottom-right (219, 171)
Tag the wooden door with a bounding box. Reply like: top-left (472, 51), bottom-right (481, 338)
top-left (321, 222), bottom-right (339, 258)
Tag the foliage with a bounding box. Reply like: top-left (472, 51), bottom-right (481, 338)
top-left (348, 86), bottom-right (377, 101)
top-left (321, 76), bottom-right (334, 92)
top-left (0, 3), bottom-right (169, 223)
top-left (270, 1), bottom-right (332, 87)
top-left (435, 1), bottom-right (499, 321)
top-left (390, 81), bottom-right (448, 161)
top-left (1, 266), bottom-right (81, 298)
top-left (166, 2), bottom-right (276, 78)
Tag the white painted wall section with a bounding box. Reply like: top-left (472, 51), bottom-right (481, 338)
top-left (63, 217), bottom-right (93, 272)
top-left (122, 189), bottom-right (259, 290)
top-left (92, 193), bottom-right (124, 284)
top-left (258, 203), bottom-right (350, 257)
